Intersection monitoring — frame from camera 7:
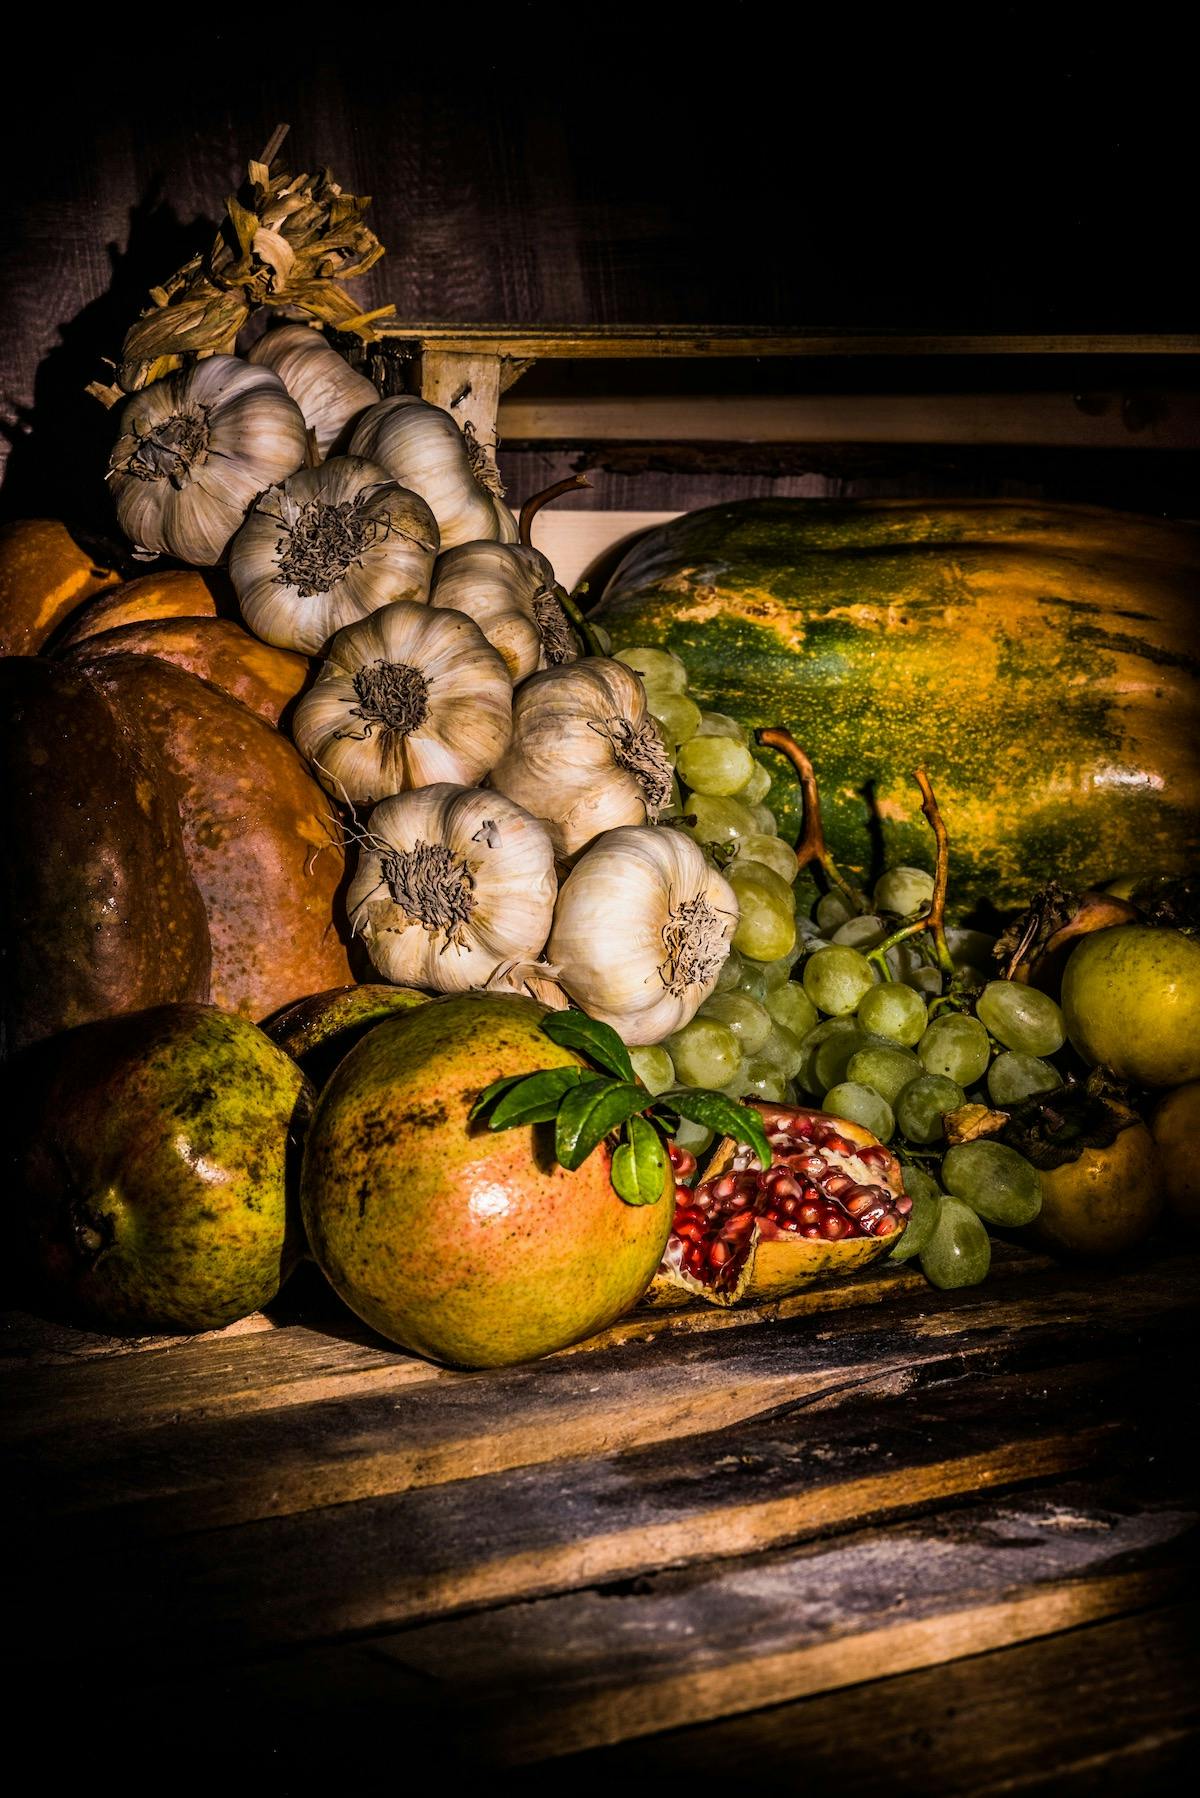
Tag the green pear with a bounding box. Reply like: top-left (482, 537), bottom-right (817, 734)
top-left (6, 1004), bottom-right (314, 1333)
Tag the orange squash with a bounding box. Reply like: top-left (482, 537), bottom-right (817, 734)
top-left (0, 519), bottom-right (122, 655)
top-left (66, 615), bottom-right (312, 727)
top-left (54, 569), bottom-right (224, 649)
top-left (80, 654), bottom-right (354, 1021)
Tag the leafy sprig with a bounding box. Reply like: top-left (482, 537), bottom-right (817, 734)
top-left (469, 1009), bottom-right (772, 1206)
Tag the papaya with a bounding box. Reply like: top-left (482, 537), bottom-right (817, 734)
top-left (596, 499), bottom-right (1200, 907)
top-left (79, 653), bottom-right (353, 1021)
top-left (65, 616), bottom-right (312, 727)
top-left (0, 659), bottom-right (211, 1055)
top-left (53, 569), bottom-right (222, 650)
top-left (0, 520), bottom-right (122, 656)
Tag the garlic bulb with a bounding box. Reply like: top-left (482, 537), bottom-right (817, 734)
top-left (248, 324), bottom-right (379, 457)
top-left (348, 784), bottom-right (557, 991)
top-left (493, 497), bottom-right (520, 542)
top-left (548, 826), bottom-right (738, 1044)
top-left (293, 599), bottom-right (513, 805)
top-left (108, 355), bottom-right (308, 564)
top-left (430, 541), bottom-right (579, 682)
top-left (349, 396), bottom-right (505, 548)
top-left (489, 657), bottom-right (674, 860)
top-left (229, 457), bottom-right (439, 654)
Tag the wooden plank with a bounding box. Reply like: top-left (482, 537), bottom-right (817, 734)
top-left (527, 509), bottom-right (681, 592)
top-left (383, 1480), bottom-right (1198, 1765)
top-left (535, 1602), bottom-right (1200, 1794)
top-left (5, 1258), bottom-right (1196, 1541)
top-left (7, 1355), bottom-right (1141, 1668)
top-left (377, 325), bottom-right (1200, 359)
top-left (497, 390), bottom-right (1200, 448)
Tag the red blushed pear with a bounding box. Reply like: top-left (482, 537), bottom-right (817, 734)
top-left (7, 1005), bottom-right (313, 1334)
top-left (300, 993), bottom-right (673, 1368)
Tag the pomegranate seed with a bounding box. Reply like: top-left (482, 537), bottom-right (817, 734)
top-left (712, 1173), bottom-right (736, 1201)
top-left (822, 1213), bottom-right (848, 1239)
top-left (709, 1240), bottom-right (730, 1267)
top-left (801, 1224), bottom-right (822, 1238)
top-left (875, 1215), bottom-right (898, 1235)
top-left (800, 1203), bottom-right (820, 1224)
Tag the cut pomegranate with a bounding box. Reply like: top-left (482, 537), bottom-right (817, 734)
top-left (649, 1103), bottom-right (911, 1309)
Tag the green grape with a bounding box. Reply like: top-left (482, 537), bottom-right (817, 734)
top-left (814, 1026), bottom-right (875, 1093)
top-left (665, 1017), bottom-right (741, 1089)
top-left (815, 890), bottom-right (858, 935)
top-left (846, 1044), bottom-right (922, 1106)
top-left (759, 1021), bottom-right (806, 1079)
top-left (907, 966), bottom-right (945, 998)
top-left (821, 1081), bottom-right (895, 1141)
top-left (803, 945), bottom-right (877, 1017)
top-left (941, 1141), bottom-right (1042, 1227)
top-left (975, 981), bottom-right (1067, 1057)
top-left (738, 833), bottom-right (797, 885)
top-left (919, 1195), bottom-right (992, 1289)
top-left (737, 962), bottom-right (769, 1001)
top-left (873, 865), bottom-right (934, 916)
top-left (677, 734), bottom-right (755, 798)
top-left (831, 914), bottom-right (887, 950)
top-left (796, 1017), bottom-right (857, 1095)
top-left (700, 991), bottom-right (773, 1055)
top-left (683, 792), bottom-right (759, 852)
top-left (895, 1073), bottom-right (966, 1144)
top-left (946, 927), bottom-right (999, 970)
top-left (749, 803), bottom-right (778, 835)
top-left (857, 980), bottom-right (928, 1047)
top-left (695, 710), bottom-right (750, 745)
top-left (721, 1059), bottom-right (753, 1101)
top-left (888, 1188), bottom-right (942, 1262)
top-left (629, 1044), bottom-right (676, 1095)
top-left (765, 981), bottom-right (819, 1039)
top-left (740, 1058), bottom-right (791, 1103)
top-left (899, 1161), bottom-right (943, 1206)
top-left (644, 689), bottom-right (702, 746)
top-left (760, 944), bottom-right (804, 990)
top-left (733, 760), bottom-right (773, 805)
top-left (615, 646), bottom-right (689, 692)
top-left (714, 947), bottom-right (745, 993)
top-left (986, 1051), bottom-right (1063, 1106)
top-left (728, 863), bottom-right (797, 962)
top-left (673, 1116), bottom-right (714, 1156)
top-left (917, 1012), bottom-right (992, 1085)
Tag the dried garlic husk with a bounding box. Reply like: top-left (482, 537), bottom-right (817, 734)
top-left (348, 784), bottom-right (557, 991)
top-left (230, 456), bottom-right (439, 654)
top-left (548, 826), bottom-right (738, 1044)
top-left (350, 397), bottom-right (505, 548)
top-left (248, 324), bottom-right (379, 457)
top-left (430, 541), bottom-right (579, 682)
top-left (489, 657), bottom-right (673, 860)
top-left (293, 599), bottom-right (512, 805)
top-left (107, 355), bottom-right (307, 564)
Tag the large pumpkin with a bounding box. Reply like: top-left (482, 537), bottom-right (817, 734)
top-left (596, 500), bottom-right (1200, 906)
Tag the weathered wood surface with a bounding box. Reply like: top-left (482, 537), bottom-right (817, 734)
top-left (5, 1247), bottom-right (1198, 1787)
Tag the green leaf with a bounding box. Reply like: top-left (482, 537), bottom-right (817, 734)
top-left (541, 1011), bottom-right (635, 1083)
top-left (468, 1072), bottom-right (530, 1122)
top-left (488, 1067), bottom-right (590, 1130)
top-left (655, 1089), bottom-right (773, 1171)
top-left (611, 1115), bottom-right (669, 1206)
top-left (555, 1078), bottom-right (647, 1171)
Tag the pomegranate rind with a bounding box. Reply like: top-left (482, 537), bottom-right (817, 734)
top-left (649, 1104), bottom-right (907, 1309)
top-left (301, 992), bottom-right (674, 1366)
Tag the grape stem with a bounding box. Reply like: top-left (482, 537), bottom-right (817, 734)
top-left (755, 727), bottom-right (861, 909)
top-left (556, 584), bottom-right (609, 658)
top-left (867, 768), bottom-right (956, 985)
top-left (518, 473), bottom-right (592, 546)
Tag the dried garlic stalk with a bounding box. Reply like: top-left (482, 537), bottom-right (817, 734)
top-left (88, 124), bottom-right (395, 407)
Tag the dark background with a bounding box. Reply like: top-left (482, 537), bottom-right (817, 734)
top-left (0, 9), bottom-right (1194, 529)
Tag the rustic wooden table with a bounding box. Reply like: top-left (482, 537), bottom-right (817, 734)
top-left (5, 1246), bottom-right (1197, 1792)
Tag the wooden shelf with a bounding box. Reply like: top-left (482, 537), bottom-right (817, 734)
top-left (6, 1248), bottom-right (1198, 1784)
top-left (378, 324), bottom-right (1200, 359)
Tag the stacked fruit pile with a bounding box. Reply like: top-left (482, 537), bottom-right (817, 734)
top-left (2, 137), bottom-right (1197, 1370)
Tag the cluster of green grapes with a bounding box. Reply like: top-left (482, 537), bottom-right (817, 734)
top-left (614, 642), bottom-right (1063, 1292)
